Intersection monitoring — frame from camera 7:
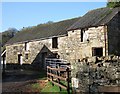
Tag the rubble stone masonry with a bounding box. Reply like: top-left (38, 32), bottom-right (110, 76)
top-left (71, 55), bottom-right (120, 93)
top-left (59, 26), bottom-right (107, 64)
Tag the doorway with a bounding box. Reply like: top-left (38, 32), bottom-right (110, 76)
top-left (41, 52), bottom-right (47, 69)
top-left (18, 54), bottom-right (23, 65)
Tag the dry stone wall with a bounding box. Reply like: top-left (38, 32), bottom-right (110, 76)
top-left (71, 55), bottom-right (120, 93)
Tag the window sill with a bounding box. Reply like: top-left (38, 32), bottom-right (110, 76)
top-left (51, 48), bottom-right (58, 52)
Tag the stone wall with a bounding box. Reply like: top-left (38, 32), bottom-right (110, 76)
top-left (58, 26), bottom-right (107, 64)
top-left (6, 38), bottom-right (56, 70)
top-left (6, 26), bottom-right (108, 70)
top-left (71, 55), bottom-right (120, 93)
top-left (6, 43), bottom-right (24, 64)
top-left (58, 12), bottom-right (120, 62)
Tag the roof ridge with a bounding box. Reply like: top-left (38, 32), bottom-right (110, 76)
top-left (36, 17), bottom-right (81, 27)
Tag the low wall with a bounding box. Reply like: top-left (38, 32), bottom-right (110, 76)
top-left (71, 55), bottom-right (120, 93)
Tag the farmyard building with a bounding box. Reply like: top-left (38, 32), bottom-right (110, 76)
top-left (4, 7), bottom-right (120, 70)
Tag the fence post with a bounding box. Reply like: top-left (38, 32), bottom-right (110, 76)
top-left (66, 67), bottom-right (70, 94)
top-left (57, 63), bottom-right (62, 91)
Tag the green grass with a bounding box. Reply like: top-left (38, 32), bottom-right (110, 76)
top-left (20, 70), bottom-right (72, 93)
top-left (41, 82), bottom-right (72, 94)
top-left (60, 80), bottom-right (72, 87)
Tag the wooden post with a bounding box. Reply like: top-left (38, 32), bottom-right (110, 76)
top-left (47, 66), bottom-right (49, 80)
top-left (51, 66), bottom-right (54, 86)
top-left (56, 63), bottom-right (62, 91)
top-left (66, 67), bottom-right (70, 94)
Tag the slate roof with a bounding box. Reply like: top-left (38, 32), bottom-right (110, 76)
top-left (67, 7), bottom-right (120, 31)
top-left (7, 17), bottom-right (80, 44)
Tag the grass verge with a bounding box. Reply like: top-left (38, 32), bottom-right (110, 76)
top-left (41, 81), bottom-right (72, 94)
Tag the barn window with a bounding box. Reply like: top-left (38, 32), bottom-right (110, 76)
top-left (81, 29), bottom-right (84, 42)
top-left (25, 54), bottom-right (28, 59)
top-left (81, 29), bottom-right (89, 42)
top-left (25, 42), bottom-right (29, 51)
top-left (52, 37), bottom-right (58, 48)
top-left (92, 47), bottom-right (103, 57)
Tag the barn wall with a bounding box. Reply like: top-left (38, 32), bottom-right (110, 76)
top-left (107, 12), bottom-right (120, 56)
top-left (58, 26), bottom-right (107, 64)
top-left (6, 25), bottom-right (108, 69)
top-left (6, 38), bottom-right (55, 69)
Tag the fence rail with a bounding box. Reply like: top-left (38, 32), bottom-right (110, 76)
top-left (46, 58), bottom-right (71, 94)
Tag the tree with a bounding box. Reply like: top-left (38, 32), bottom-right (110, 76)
top-left (2, 28), bottom-right (18, 46)
top-left (46, 21), bottom-right (54, 24)
top-left (107, 0), bottom-right (120, 8)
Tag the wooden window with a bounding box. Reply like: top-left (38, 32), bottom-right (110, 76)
top-left (92, 47), bottom-right (103, 57)
top-left (52, 37), bottom-right (58, 48)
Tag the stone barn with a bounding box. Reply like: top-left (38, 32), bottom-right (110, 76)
top-left (5, 7), bottom-right (120, 70)
top-left (5, 17), bottom-right (80, 70)
top-left (59, 7), bottom-right (120, 64)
